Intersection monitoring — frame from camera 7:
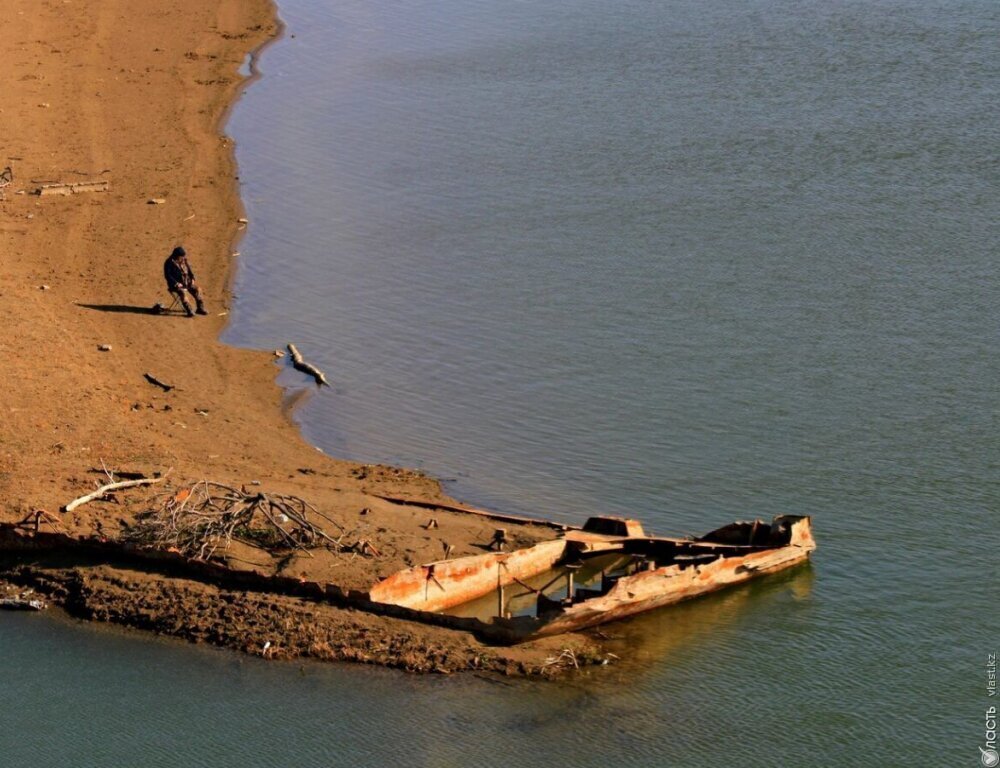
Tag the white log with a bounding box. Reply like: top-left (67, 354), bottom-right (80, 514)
top-left (62, 477), bottom-right (164, 513)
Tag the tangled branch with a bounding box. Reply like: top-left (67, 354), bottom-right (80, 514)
top-left (124, 481), bottom-right (370, 562)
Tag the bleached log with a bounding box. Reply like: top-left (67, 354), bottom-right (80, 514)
top-left (61, 477), bottom-right (164, 513)
top-left (35, 180), bottom-right (109, 196)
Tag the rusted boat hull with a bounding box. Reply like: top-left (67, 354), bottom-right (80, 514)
top-left (368, 540), bottom-right (567, 613)
top-left (514, 541), bottom-right (811, 640)
top-left (369, 515), bottom-right (817, 643)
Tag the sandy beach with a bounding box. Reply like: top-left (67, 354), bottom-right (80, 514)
top-left (0, 0), bottom-right (601, 674)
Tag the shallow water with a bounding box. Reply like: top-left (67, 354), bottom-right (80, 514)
top-left (3, 570), bottom-right (826, 768)
top-left (4, 0), bottom-right (996, 764)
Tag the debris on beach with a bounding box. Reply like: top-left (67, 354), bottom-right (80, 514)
top-left (0, 166), bottom-right (12, 199)
top-left (124, 481), bottom-right (372, 562)
top-left (35, 180), bottom-right (109, 196)
top-left (13, 508), bottom-right (64, 533)
top-left (61, 476), bottom-right (164, 513)
top-left (0, 590), bottom-right (47, 612)
top-left (143, 372), bottom-right (175, 392)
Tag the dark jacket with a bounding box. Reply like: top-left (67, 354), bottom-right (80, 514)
top-left (164, 255), bottom-right (195, 290)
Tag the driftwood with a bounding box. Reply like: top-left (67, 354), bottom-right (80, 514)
top-left (287, 344), bottom-right (329, 387)
top-left (541, 649), bottom-right (580, 670)
top-left (14, 509), bottom-right (64, 533)
top-left (62, 477), bottom-right (164, 513)
top-left (124, 481), bottom-right (374, 562)
top-left (144, 372), bottom-right (175, 392)
top-left (35, 180), bottom-right (109, 196)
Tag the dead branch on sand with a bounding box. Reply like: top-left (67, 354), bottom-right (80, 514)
top-left (14, 509), bottom-right (65, 532)
top-left (124, 481), bottom-right (373, 562)
top-left (541, 648), bottom-right (580, 671)
top-left (62, 477), bottom-right (164, 513)
top-left (143, 372), bottom-right (175, 392)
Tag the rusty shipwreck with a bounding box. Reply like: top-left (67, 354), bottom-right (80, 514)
top-left (369, 514), bottom-right (816, 643)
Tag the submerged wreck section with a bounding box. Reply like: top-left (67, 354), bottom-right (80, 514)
top-left (368, 515), bottom-right (816, 644)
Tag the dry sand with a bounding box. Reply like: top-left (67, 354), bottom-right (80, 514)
top-left (0, 0), bottom-right (602, 674)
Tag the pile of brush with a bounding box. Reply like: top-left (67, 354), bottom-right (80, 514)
top-left (124, 481), bottom-right (362, 561)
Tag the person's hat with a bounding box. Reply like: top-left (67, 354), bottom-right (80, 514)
top-left (170, 246), bottom-right (186, 258)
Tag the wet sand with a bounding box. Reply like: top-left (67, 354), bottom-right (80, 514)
top-left (0, 0), bottom-right (600, 674)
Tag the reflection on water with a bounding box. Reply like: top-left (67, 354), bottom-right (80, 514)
top-left (600, 565), bottom-right (815, 670)
top-left (0, 569), bottom-right (816, 768)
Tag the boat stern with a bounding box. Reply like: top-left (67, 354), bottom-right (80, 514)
top-left (775, 515), bottom-right (817, 552)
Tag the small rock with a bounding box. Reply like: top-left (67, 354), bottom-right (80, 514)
top-left (237, 217), bottom-right (248, 224)
top-left (148, 198), bottom-right (166, 205)
top-left (39, 284), bottom-right (50, 291)
top-left (250, 480), bottom-right (261, 486)
top-left (273, 350), bottom-right (285, 358)
top-left (97, 344), bottom-right (112, 352)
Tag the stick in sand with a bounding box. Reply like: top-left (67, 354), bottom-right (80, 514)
top-left (62, 477), bottom-right (164, 513)
top-left (144, 373), bottom-right (175, 392)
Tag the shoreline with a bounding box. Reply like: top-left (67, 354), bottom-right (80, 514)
top-left (0, 0), bottom-right (603, 676)
top-left (219, 8), bottom-right (285, 307)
